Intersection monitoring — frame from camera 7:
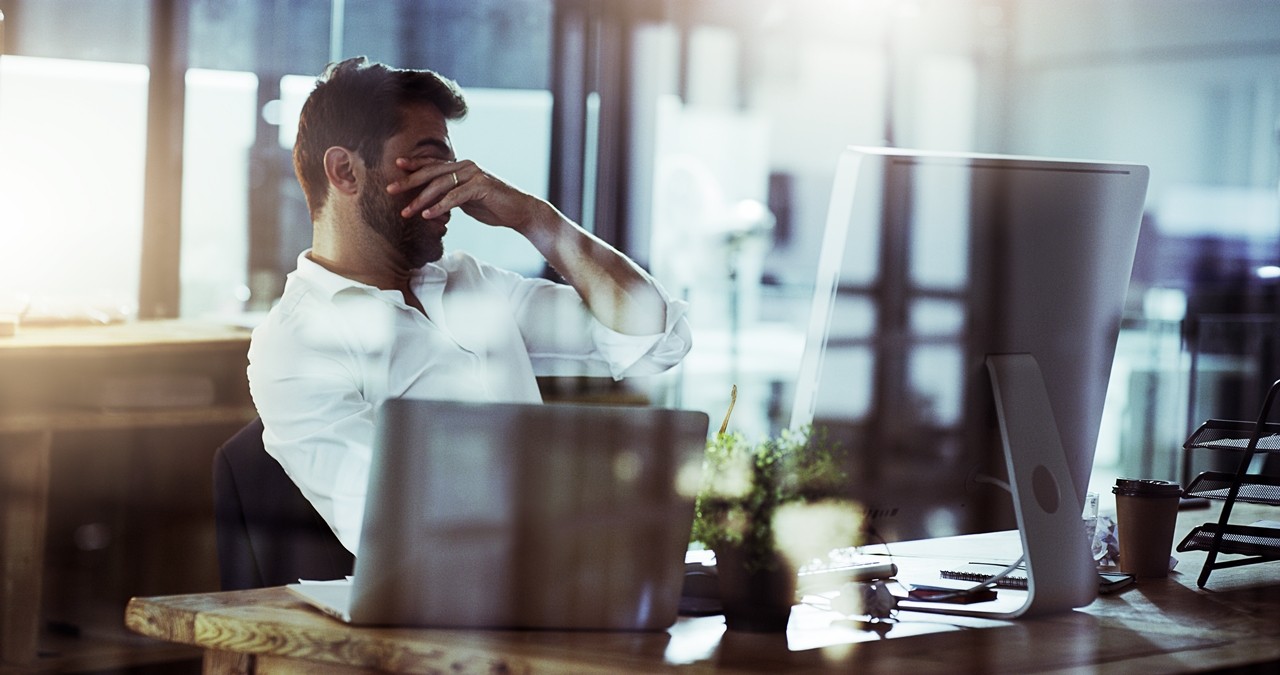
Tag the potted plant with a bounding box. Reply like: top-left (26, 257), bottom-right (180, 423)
top-left (691, 403), bottom-right (855, 632)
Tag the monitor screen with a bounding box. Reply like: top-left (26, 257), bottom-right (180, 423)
top-left (791, 146), bottom-right (1148, 545)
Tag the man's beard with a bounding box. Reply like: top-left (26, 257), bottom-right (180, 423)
top-left (358, 168), bottom-right (446, 269)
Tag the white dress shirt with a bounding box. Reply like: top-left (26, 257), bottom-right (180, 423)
top-left (248, 249), bottom-right (692, 553)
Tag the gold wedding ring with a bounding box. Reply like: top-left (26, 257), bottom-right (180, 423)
top-left (451, 172), bottom-right (458, 185)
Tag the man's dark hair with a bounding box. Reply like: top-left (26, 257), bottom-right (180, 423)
top-left (293, 56), bottom-right (468, 218)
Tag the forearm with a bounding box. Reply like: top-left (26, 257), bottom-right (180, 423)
top-left (521, 204), bottom-right (667, 336)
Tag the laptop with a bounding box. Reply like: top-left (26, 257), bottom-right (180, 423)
top-left (288, 399), bottom-right (709, 631)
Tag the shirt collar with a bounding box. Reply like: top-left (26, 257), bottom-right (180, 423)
top-left (292, 249), bottom-right (447, 299)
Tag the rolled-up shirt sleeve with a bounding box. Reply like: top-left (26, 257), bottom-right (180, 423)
top-left (488, 261), bottom-right (692, 379)
top-left (586, 290), bottom-right (691, 378)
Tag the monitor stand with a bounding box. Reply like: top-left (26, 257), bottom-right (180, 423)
top-left (899, 353), bottom-right (1098, 619)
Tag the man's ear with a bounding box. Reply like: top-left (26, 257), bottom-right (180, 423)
top-left (323, 146), bottom-right (362, 196)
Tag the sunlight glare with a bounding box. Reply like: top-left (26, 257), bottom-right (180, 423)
top-left (0, 56), bottom-right (148, 316)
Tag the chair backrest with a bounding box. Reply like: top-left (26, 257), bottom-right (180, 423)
top-left (212, 418), bottom-right (354, 590)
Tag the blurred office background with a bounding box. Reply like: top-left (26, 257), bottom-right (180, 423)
top-left (3, 0), bottom-right (1280, 486)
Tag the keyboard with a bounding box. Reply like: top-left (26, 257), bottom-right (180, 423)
top-left (796, 551), bottom-right (898, 594)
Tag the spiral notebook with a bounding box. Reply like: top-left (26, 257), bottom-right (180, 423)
top-left (939, 563), bottom-right (1029, 589)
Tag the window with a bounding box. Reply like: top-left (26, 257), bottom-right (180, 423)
top-left (0, 55), bottom-right (149, 321)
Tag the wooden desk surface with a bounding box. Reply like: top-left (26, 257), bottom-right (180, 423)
top-left (0, 318), bottom-right (251, 355)
top-left (0, 319), bottom-right (256, 432)
top-left (126, 505), bottom-right (1280, 674)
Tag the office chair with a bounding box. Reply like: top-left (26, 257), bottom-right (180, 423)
top-left (212, 418), bottom-right (354, 590)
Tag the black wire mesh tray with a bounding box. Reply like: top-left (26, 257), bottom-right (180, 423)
top-left (1177, 522), bottom-right (1280, 557)
top-left (1182, 419), bottom-right (1280, 453)
top-left (1183, 471), bottom-right (1280, 505)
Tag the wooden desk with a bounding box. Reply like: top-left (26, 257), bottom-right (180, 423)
top-left (125, 505), bottom-right (1280, 674)
top-left (1, 320), bottom-right (257, 671)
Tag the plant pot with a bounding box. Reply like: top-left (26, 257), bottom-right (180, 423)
top-left (714, 545), bottom-right (796, 632)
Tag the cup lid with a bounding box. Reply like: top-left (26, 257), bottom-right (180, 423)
top-left (1112, 478), bottom-right (1183, 497)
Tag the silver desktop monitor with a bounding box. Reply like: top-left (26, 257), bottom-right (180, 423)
top-left (791, 146), bottom-right (1148, 547)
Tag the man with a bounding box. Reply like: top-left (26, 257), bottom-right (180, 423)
top-left (248, 57), bottom-right (691, 554)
